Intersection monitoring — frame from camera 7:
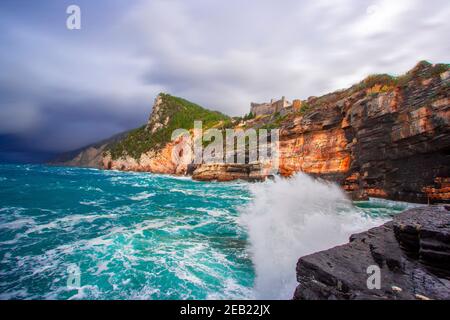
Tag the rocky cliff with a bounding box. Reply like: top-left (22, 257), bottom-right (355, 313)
top-left (50, 93), bottom-right (230, 174)
top-left (194, 61), bottom-right (450, 203)
top-left (276, 61), bottom-right (450, 203)
top-left (52, 61), bottom-right (450, 203)
top-left (293, 205), bottom-right (450, 300)
top-left (50, 131), bottom-right (130, 168)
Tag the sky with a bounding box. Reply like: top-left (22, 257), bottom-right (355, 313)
top-left (0, 0), bottom-right (449, 162)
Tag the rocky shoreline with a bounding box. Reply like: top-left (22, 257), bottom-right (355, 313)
top-left (293, 205), bottom-right (450, 300)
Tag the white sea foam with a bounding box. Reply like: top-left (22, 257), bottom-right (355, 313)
top-left (1, 252), bottom-right (12, 263)
top-left (67, 285), bottom-right (102, 300)
top-left (93, 262), bottom-right (110, 275)
top-left (0, 218), bottom-right (35, 230)
top-left (365, 197), bottom-right (423, 210)
top-left (0, 206), bottom-right (25, 214)
top-left (0, 289), bottom-right (30, 300)
top-left (79, 186), bottom-right (103, 192)
top-left (130, 220), bottom-right (168, 236)
top-left (130, 192), bottom-right (155, 201)
top-left (128, 285), bottom-right (160, 300)
top-left (25, 214), bottom-right (117, 234)
top-left (169, 188), bottom-right (194, 196)
top-left (190, 207), bottom-right (228, 218)
top-left (79, 200), bottom-right (107, 206)
top-left (239, 173), bottom-right (387, 299)
top-left (169, 220), bottom-right (213, 232)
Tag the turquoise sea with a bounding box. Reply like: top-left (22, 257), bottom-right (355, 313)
top-left (0, 164), bottom-right (418, 300)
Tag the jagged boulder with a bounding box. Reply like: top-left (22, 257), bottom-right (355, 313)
top-left (293, 206), bottom-right (450, 300)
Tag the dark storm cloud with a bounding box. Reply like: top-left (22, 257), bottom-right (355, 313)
top-left (0, 0), bottom-right (449, 161)
top-left (128, 0), bottom-right (450, 114)
top-left (0, 0), bottom-right (155, 156)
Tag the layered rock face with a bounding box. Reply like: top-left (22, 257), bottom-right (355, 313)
top-left (293, 206), bottom-right (450, 300)
top-left (102, 134), bottom-right (192, 175)
top-left (52, 62), bottom-right (449, 203)
top-left (49, 131), bottom-right (130, 168)
top-left (190, 63), bottom-right (449, 203)
top-left (272, 62), bottom-right (449, 203)
top-left (192, 163), bottom-right (270, 182)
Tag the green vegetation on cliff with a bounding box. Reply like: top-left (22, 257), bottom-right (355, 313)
top-left (107, 93), bottom-right (230, 160)
top-left (293, 61), bottom-right (449, 117)
top-left (356, 61), bottom-right (449, 91)
top-left (261, 112), bottom-right (288, 130)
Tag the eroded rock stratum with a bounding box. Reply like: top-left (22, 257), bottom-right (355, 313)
top-left (293, 205), bottom-right (450, 300)
top-left (51, 61), bottom-right (450, 203)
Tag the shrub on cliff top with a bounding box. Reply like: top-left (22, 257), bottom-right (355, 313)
top-left (298, 102), bottom-right (313, 115)
top-left (261, 113), bottom-right (288, 130)
top-left (362, 74), bottom-right (397, 89)
top-left (243, 112), bottom-right (255, 121)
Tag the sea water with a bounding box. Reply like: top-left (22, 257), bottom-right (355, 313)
top-left (0, 164), bottom-right (418, 300)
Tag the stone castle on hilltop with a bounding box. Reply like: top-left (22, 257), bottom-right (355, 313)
top-left (250, 96), bottom-right (302, 116)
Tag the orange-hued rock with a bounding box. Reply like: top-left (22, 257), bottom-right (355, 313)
top-left (278, 127), bottom-right (351, 177)
top-left (423, 178), bottom-right (450, 202)
top-left (365, 188), bottom-right (389, 198)
top-left (102, 134), bottom-right (193, 175)
top-left (192, 62), bottom-right (449, 203)
top-left (292, 99), bottom-right (302, 112)
top-left (52, 62), bottom-right (450, 203)
top-left (192, 163), bottom-right (265, 182)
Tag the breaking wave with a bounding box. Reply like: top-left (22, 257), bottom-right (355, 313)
top-left (239, 173), bottom-right (392, 299)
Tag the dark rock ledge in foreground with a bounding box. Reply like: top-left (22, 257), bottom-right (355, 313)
top-left (293, 206), bottom-right (450, 300)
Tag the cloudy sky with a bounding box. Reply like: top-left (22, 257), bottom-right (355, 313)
top-left (0, 0), bottom-right (449, 162)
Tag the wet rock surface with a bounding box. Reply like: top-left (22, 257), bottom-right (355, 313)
top-left (293, 206), bottom-right (450, 300)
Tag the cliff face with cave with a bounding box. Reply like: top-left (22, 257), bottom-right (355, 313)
top-left (51, 61), bottom-right (450, 203)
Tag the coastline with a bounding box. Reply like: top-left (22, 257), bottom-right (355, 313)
top-left (50, 62), bottom-right (450, 205)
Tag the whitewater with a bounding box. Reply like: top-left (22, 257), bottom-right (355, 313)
top-left (0, 164), bottom-right (417, 300)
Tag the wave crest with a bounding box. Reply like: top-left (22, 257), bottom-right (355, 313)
top-left (239, 173), bottom-right (386, 299)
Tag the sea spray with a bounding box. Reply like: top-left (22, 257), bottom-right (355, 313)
top-left (239, 173), bottom-right (388, 299)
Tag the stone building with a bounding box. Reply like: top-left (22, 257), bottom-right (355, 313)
top-left (250, 96), bottom-right (293, 116)
top-left (249, 101), bottom-right (273, 116)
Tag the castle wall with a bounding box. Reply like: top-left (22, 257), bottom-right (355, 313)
top-left (250, 97), bottom-right (292, 116)
top-left (250, 103), bottom-right (275, 116)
